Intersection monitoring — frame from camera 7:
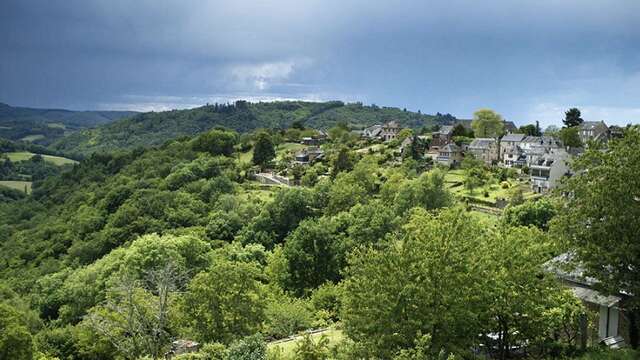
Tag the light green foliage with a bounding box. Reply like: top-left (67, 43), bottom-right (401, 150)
top-left (293, 334), bottom-right (331, 360)
top-left (471, 109), bottom-right (504, 138)
top-left (502, 198), bottom-right (557, 230)
top-left (180, 260), bottom-right (266, 344)
top-left (391, 169), bottom-right (451, 215)
top-left (0, 302), bottom-right (34, 360)
top-left (341, 206), bottom-right (575, 358)
top-left (264, 292), bottom-right (314, 339)
top-left (553, 127), bottom-right (640, 312)
top-left (226, 334), bottom-right (267, 360)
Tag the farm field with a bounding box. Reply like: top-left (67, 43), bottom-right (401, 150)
top-left (0, 180), bottom-right (32, 194)
top-left (4, 151), bottom-right (78, 166)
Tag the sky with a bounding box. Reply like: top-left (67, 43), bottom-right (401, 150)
top-left (1, 0), bottom-right (639, 127)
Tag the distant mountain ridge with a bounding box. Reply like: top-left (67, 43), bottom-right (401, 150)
top-left (51, 100), bottom-right (460, 157)
top-left (0, 102), bottom-right (137, 146)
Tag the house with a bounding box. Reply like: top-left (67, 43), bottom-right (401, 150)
top-left (362, 124), bottom-right (383, 139)
top-left (294, 147), bottom-right (324, 164)
top-left (546, 253), bottom-right (633, 347)
top-left (165, 340), bottom-right (200, 359)
top-left (300, 136), bottom-right (324, 146)
top-left (579, 121), bottom-right (609, 144)
top-left (436, 143), bottom-right (463, 167)
top-left (380, 121), bottom-right (401, 142)
top-left (609, 125), bottom-right (624, 139)
top-left (503, 121), bottom-right (518, 134)
top-left (468, 138), bottom-right (499, 165)
top-left (520, 136), bottom-right (562, 167)
top-left (529, 149), bottom-right (570, 193)
top-left (430, 125), bottom-right (454, 151)
top-left (499, 133), bottom-right (526, 167)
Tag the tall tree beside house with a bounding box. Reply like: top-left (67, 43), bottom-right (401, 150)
top-left (552, 126), bottom-right (640, 348)
top-left (471, 109), bottom-right (505, 138)
top-left (563, 107), bottom-right (584, 128)
top-left (252, 131), bottom-right (276, 169)
top-left (558, 127), bottom-right (582, 148)
top-left (519, 123), bottom-right (542, 136)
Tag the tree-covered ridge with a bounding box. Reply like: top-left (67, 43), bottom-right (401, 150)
top-left (0, 102), bottom-right (136, 146)
top-left (51, 101), bottom-right (456, 157)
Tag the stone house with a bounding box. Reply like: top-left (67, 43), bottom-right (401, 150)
top-left (380, 121), bottom-right (401, 142)
top-left (468, 138), bottom-right (499, 165)
top-left (499, 133), bottom-right (526, 167)
top-left (430, 125), bottom-right (454, 151)
top-left (579, 121), bottom-right (609, 144)
top-left (436, 143), bottom-right (463, 167)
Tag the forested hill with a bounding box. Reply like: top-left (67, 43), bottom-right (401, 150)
top-left (0, 102), bottom-right (136, 146)
top-left (51, 101), bottom-right (457, 156)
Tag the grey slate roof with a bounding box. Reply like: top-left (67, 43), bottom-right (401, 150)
top-left (501, 133), bottom-right (525, 142)
top-left (469, 138), bottom-right (496, 149)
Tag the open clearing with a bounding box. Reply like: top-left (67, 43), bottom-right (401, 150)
top-left (0, 180), bottom-right (32, 194)
top-left (4, 151), bottom-right (78, 166)
top-left (268, 329), bottom-right (344, 359)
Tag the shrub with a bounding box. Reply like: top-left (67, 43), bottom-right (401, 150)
top-left (226, 334), bottom-right (267, 360)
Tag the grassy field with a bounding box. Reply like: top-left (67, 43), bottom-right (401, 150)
top-left (4, 152), bottom-right (78, 166)
top-left (20, 134), bottom-right (46, 142)
top-left (47, 123), bottom-right (66, 129)
top-left (445, 170), bottom-right (535, 205)
top-left (0, 180), bottom-right (32, 194)
top-left (268, 329), bottom-right (344, 359)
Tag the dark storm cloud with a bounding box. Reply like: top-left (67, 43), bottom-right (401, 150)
top-left (1, 0), bottom-right (639, 125)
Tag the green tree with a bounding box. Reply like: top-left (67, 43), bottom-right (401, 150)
top-left (501, 199), bottom-right (557, 230)
top-left (191, 129), bottom-right (237, 156)
top-left (563, 107), bottom-right (584, 128)
top-left (0, 302), bottom-right (33, 360)
top-left (331, 146), bottom-right (355, 176)
top-left (558, 126), bottom-right (582, 148)
top-left (553, 127), bottom-right (640, 347)
top-left (471, 109), bottom-right (504, 138)
top-left (341, 207), bottom-right (490, 358)
top-left (282, 217), bottom-right (341, 296)
top-left (226, 334), bottom-right (267, 360)
top-left (252, 132), bottom-right (276, 168)
top-left (180, 260), bottom-right (266, 344)
top-left (519, 124), bottom-right (541, 136)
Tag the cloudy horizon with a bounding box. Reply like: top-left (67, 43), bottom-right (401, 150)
top-left (2, 0), bottom-right (639, 126)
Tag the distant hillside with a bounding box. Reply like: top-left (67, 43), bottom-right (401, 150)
top-left (0, 102), bottom-right (136, 145)
top-left (51, 100), bottom-right (458, 156)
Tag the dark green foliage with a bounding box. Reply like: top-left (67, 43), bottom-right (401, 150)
top-left (0, 102), bottom-right (135, 146)
top-left (501, 199), bottom-right (557, 230)
top-left (519, 123), bottom-right (542, 136)
top-left (51, 101), bottom-right (453, 156)
top-left (252, 131), bottom-right (276, 168)
top-left (191, 128), bottom-right (238, 156)
top-left (563, 107), bottom-right (584, 128)
top-left (559, 126), bottom-right (583, 148)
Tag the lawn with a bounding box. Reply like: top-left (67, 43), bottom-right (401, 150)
top-left (268, 329), bottom-right (344, 359)
top-left (0, 180), bottom-right (32, 194)
top-left (4, 152), bottom-right (78, 166)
